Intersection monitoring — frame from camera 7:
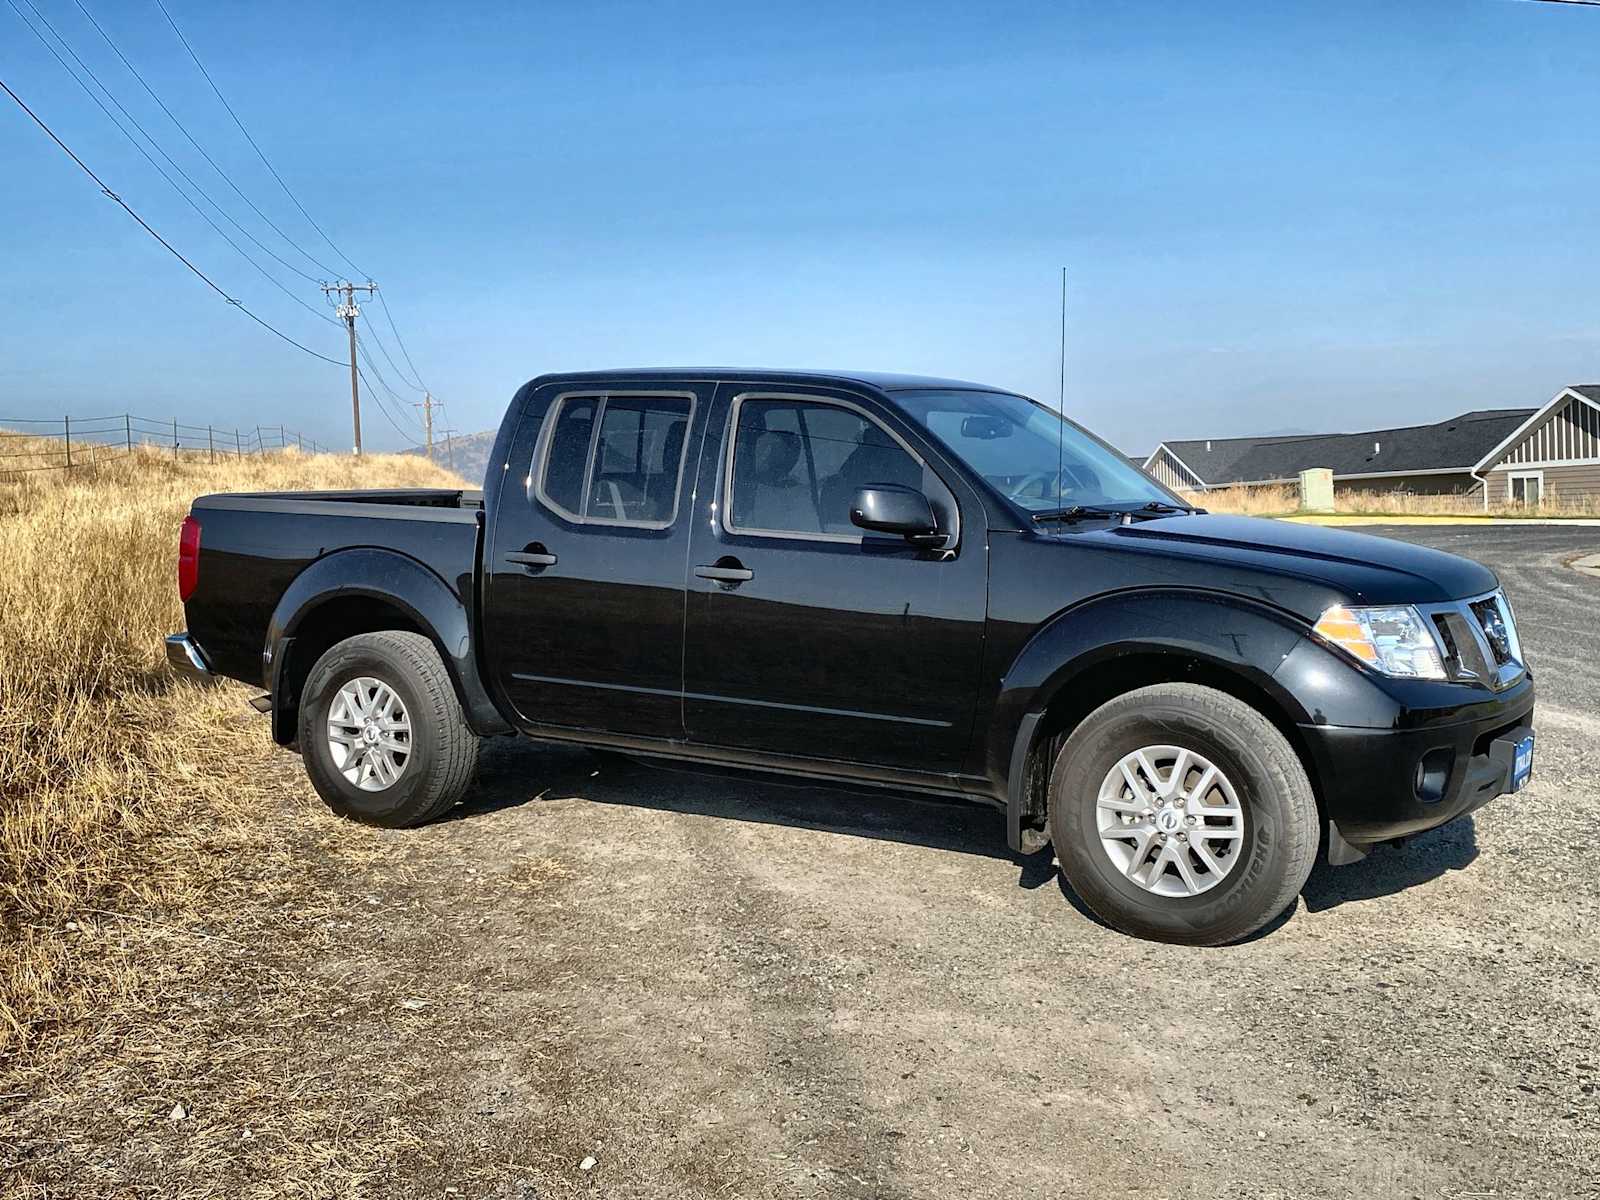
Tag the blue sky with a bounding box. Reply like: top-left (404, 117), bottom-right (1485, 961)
top-left (2, 0), bottom-right (1597, 454)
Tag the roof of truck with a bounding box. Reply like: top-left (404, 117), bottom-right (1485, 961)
top-left (533, 368), bottom-right (1017, 394)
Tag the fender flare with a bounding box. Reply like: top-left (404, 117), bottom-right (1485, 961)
top-left (991, 589), bottom-right (1322, 853)
top-left (265, 547), bottom-right (512, 742)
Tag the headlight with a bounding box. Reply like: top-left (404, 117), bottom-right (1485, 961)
top-left (1312, 604), bottom-right (1446, 680)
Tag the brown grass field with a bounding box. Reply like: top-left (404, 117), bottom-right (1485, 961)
top-left (0, 442), bottom-right (464, 1168)
top-left (1185, 483), bottom-right (1600, 518)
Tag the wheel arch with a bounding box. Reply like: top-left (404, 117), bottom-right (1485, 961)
top-left (993, 591), bottom-right (1325, 853)
top-left (266, 548), bottom-right (512, 745)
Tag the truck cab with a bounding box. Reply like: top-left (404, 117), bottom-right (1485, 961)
top-left (168, 369), bottom-right (1535, 945)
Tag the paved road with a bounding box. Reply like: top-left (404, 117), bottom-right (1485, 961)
top-left (1365, 523), bottom-right (1599, 720)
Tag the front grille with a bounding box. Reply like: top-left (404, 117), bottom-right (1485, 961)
top-left (1419, 590), bottom-right (1525, 689)
top-left (1469, 597), bottom-right (1515, 666)
top-left (1431, 611), bottom-right (1492, 682)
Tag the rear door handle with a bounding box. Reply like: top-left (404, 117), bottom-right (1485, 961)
top-left (506, 550), bottom-right (558, 567)
top-left (694, 563), bottom-right (754, 583)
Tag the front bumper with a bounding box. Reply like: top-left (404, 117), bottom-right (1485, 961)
top-left (1300, 688), bottom-right (1535, 851)
top-left (165, 632), bottom-right (213, 679)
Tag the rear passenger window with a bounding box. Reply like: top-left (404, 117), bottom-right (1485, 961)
top-left (536, 394), bottom-right (693, 527)
top-left (727, 398), bottom-right (926, 538)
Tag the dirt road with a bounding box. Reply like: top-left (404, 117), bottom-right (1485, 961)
top-left (18, 524), bottom-right (1599, 1198)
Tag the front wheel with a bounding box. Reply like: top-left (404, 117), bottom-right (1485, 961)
top-left (1049, 683), bottom-right (1318, 946)
top-left (298, 631), bottom-right (480, 828)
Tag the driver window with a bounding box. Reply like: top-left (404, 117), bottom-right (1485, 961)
top-left (727, 399), bottom-right (931, 538)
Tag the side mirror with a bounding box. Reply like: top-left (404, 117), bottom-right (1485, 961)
top-left (850, 484), bottom-right (941, 544)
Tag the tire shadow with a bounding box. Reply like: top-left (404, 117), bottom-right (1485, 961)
top-left (1300, 816), bottom-right (1480, 912)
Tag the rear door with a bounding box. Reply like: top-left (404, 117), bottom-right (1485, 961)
top-left (483, 379), bottom-right (711, 739)
top-left (680, 383), bottom-right (988, 775)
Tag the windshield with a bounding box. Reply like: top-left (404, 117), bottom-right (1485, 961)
top-left (893, 389), bottom-right (1180, 513)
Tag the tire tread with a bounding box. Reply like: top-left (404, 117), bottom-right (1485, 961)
top-left (299, 630), bottom-right (479, 828)
top-left (1049, 682), bottom-right (1319, 945)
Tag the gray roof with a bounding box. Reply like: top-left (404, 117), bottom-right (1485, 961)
top-left (1154, 408), bottom-right (1537, 486)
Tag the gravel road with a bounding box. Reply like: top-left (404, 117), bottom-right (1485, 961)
top-left (229, 520), bottom-right (1592, 1199)
top-left (50, 523), bottom-right (1597, 1199)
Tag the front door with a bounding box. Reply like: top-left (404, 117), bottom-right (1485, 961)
top-left (484, 380), bottom-right (711, 739)
top-left (681, 383), bottom-right (987, 775)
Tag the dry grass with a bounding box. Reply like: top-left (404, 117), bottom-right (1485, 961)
top-left (1187, 484), bottom-right (1600, 518)
top-left (0, 440), bottom-right (465, 1059)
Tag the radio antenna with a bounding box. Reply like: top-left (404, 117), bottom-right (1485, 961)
top-left (1056, 266), bottom-right (1067, 506)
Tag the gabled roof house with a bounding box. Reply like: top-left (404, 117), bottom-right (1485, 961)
top-left (1143, 408), bottom-right (1536, 497)
top-left (1471, 386), bottom-right (1600, 507)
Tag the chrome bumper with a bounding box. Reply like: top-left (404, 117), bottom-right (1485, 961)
top-left (165, 632), bottom-right (212, 679)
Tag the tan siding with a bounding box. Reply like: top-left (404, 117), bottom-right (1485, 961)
top-left (1146, 449), bottom-right (1198, 491)
top-left (1499, 394), bottom-right (1600, 466)
top-left (1487, 463), bottom-right (1600, 504)
top-left (1336, 471), bottom-right (1478, 496)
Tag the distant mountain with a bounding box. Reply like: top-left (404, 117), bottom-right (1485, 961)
top-left (405, 429), bottom-right (496, 487)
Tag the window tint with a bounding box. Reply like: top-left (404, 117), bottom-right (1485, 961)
top-left (729, 399), bottom-right (924, 537)
top-left (538, 394), bottom-right (692, 525)
top-left (543, 397), bottom-right (596, 515)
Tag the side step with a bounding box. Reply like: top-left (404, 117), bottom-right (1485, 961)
top-left (247, 694), bottom-right (272, 713)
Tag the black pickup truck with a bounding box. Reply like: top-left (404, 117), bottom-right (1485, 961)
top-left (168, 369), bottom-right (1535, 944)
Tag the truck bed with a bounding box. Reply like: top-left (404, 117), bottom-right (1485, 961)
top-left (196, 487), bottom-right (484, 517)
top-left (184, 488), bottom-right (484, 689)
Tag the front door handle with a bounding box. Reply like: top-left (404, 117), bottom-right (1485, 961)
top-left (506, 546), bottom-right (558, 568)
top-left (694, 562), bottom-right (754, 583)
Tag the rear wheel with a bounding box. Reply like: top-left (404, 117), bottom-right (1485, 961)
top-left (1049, 683), bottom-right (1318, 945)
top-left (298, 631), bottom-right (479, 828)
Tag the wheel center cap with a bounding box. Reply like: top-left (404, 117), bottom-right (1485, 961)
top-left (363, 723), bottom-right (380, 744)
top-left (1155, 808), bottom-right (1183, 834)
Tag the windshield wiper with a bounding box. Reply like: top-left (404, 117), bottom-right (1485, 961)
top-left (1031, 505), bottom-right (1126, 524)
top-left (1032, 500), bottom-right (1200, 525)
top-left (1135, 500), bottom-right (1198, 515)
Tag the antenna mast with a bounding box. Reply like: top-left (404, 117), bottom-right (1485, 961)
top-left (1057, 266), bottom-right (1067, 506)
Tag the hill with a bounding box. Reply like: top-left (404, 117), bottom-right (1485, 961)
top-left (407, 428), bottom-right (497, 487)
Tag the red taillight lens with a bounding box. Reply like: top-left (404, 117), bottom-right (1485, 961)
top-left (178, 515), bottom-right (201, 602)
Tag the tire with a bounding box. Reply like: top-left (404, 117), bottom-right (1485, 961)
top-left (1048, 683), bottom-right (1318, 946)
top-left (298, 631), bottom-right (480, 828)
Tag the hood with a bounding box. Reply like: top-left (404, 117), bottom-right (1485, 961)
top-left (1077, 513), bottom-right (1498, 611)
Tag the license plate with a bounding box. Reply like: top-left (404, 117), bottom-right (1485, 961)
top-left (1510, 733), bottom-right (1535, 792)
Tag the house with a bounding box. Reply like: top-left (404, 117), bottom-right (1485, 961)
top-left (1471, 385), bottom-right (1600, 507)
top-left (1142, 407), bottom-right (1536, 498)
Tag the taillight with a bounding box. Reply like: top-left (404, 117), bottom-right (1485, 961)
top-left (178, 515), bottom-right (201, 602)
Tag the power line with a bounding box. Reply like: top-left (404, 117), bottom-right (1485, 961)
top-left (358, 311), bottom-right (424, 395)
top-left (146, 0), bottom-right (439, 402)
top-left (6, 0), bottom-right (338, 330)
top-left (67, 0), bottom-right (339, 281)
top-left (375, 288), bottom-right (428, 391)
top-left (152, 0), bottom-right (367, 278)
top-left (356, 365), bottom-right (424, 447)
top-left (0, 73), bottom-right (346, 366)
top-left (354, 328), bottom-right (427, 432)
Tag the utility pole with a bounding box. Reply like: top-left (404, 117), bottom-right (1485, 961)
top-left (321, 280), bottom-right (378, 455)
top-left (413, 392), bottom-right (437, 462)
top-left (440, 427), bottom-right (459, 474)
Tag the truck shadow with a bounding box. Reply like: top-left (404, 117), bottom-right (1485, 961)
top-left (453, 738), bottom-right (1479, 924)
top-left (454, 736), bottom-right (1057, 875)
top-left (1300, 818), bottom-right (1479, 912)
